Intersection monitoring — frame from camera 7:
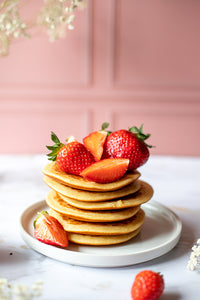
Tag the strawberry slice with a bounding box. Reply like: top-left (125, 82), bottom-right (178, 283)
top-left (33, 211), bottom-right (68, 248)
top-left (83, 130), bottom-right (107, 161)
top-left (80, 158), bottom-right (129, 183)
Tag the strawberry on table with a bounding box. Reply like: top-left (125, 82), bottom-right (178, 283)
top-left (131, 270), bottom-right (164, 300)
top-left (46, 132), bottom-right (95, 175)
top-left (80, 158), bottom-right (129, 183)
top-left (33, 211), bottom-right (68, 248)
top-left (103, 124), bottom-right (152, 170)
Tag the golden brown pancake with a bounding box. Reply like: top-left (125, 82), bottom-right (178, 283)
top-left (49, 208), bottom-right (145, 235)
top-left (46, 190), bottom-right (140, 222)
top-left (58, 181), bottom-right (153, 210)
top-left (43, 162), bottom-right (140, 192)
top-left (67, 228), bottom-right (141, 246)
top-left (43, 176), bottom-right (141, 202)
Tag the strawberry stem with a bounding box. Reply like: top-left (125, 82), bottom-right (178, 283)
top-left (129, 124), bottom-right (152, 148)
top-left (46, 132), bottom-right (64, 161)
top-left (101, 122), bottom-right (112, 135)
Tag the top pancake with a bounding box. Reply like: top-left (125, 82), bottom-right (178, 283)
top-left (43, 162), bottom-right (140, 192)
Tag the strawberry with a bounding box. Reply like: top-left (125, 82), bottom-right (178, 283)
top-left (131, 270), bottom-right (164, 300)
top-left (103, 125), bottom-right (152, 170)
top-left (83, 129), bottom-right (107, 161)
top-left (80, 158), bottom-right (129, 183)
top-left (46, 132), bottom-right (95, 175)
top-left (33, 211), bottom-right (68, 248)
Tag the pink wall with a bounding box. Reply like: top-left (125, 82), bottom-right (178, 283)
top-left (0, 0), bottom-right (200, 156)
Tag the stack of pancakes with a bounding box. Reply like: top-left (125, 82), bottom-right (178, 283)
top-left (43, 162), bottom-right (153, 246)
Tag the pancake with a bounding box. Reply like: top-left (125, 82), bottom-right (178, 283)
top-left (58, 181), bottom-right (153, 211)
top-left (43, 162), bottom-right (140, 192)
top-left (43, 176), bottom-right (141, 202)
top-left (67, 228), bottom-right (141, 246)
top-left (49, 208), bottom-right (145, 235)
top-left (46, 190), bottom-right (140, 222)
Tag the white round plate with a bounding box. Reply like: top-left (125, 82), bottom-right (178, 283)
top-left (20, 200), bottom-right (182, 268)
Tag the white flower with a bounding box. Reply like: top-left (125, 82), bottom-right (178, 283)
top-left (187, 239), bottom-right (200, 272)
top-left (37, 0), bottom-right (85, 41)
top-left (0, 0), bottom-right (29, 56)
top-left (0, 0), bottom-right (86, 56)
top-left (0, 278), bottom-right (43, 299)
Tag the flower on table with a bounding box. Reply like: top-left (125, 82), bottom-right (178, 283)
top-left (0, 278), bottom-right (43, 299)
top-left (187, 239), bottom-right (200, 271)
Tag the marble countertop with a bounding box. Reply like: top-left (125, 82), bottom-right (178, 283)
top-left (0, 154), bottom-right (200, 299)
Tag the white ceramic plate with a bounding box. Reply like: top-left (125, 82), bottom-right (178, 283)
top-left (20, 200), bottom-right (182, 268)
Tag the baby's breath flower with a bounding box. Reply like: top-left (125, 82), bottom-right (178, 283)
top-left (37, 0), bottom-right (85, 41)
top-left (187, 239), bottom-right (200, 272)
top-left (0, 0), bottom-right (29, 56)
top-left (0, 278), bottom-right (43, 299)
top-left (0, 0), bottom-right (86, 56)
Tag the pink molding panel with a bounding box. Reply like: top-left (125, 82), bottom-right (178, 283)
top-left (0, 0), bottom-right (200, 156)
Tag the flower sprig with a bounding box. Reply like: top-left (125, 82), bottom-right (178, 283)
top-left (0, 0), bottom-right (85, 56)
top-left (0, 278), bottom-right (43, 299)
top-left (37, 0), bottom-right (85, 42)
top-left (0, 0), bottom-right (29, 56)
top-left (187, 239), bottom-right (200, 271)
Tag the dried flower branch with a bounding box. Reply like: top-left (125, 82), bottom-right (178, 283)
top-left (0, 0), bottom-right (85, 56)
top-left (37, 0), bottom-right (85, 42)
top-left (0, 0), bottom-right (30, 56)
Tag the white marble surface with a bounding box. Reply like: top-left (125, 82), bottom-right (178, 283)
top-left (0, 154), bottom-right (200, 299)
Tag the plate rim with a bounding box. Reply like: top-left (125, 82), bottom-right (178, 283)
top-left (19, 200), bottom-right (182, 267)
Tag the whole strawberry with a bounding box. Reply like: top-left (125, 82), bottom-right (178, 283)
top-left (103, 125), bottom-right (152, 170)
top-left (131, 270), bottom-right (164, 300)
top-left (46, 132), bottom-right (95, 175)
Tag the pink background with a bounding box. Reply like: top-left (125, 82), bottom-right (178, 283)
top-left (0, 0), bottom-right (200, 156)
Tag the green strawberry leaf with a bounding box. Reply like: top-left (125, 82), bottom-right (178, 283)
top-left (129, 124), bottom-right (153, 148)
top-left (101, 122), bottom-right (110, 130)
top-left (51, 132), bottom-right (60, 144)
top-left (46, 132), bottom-right (64, 161)
top-left (101, 122), bottom-right (112, 136)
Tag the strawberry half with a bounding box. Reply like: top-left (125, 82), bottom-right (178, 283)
top-left (131, 270), bottom-right (164, 300)
top-left (46, 132), bottom-right (95, 175)
top-left (80, 158), bottom-right (129, 183)
top-left (83, 130), bottom-right (107, 161)
top-left (103, 125), bottom-right (152, 170)
top-left (33, 211), bottom-right (68, 248)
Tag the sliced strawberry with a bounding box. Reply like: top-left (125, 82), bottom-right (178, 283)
top-left (33, 211), bottom-right (68, 248)
top-left (80, 158), bottom-right (129, 183)
top-left (83, 130), bottom-right (107, 161)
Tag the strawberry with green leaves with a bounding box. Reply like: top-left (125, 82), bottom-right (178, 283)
top-left (103, 124), bottom-right (152, 170)
top-left (131, 270), bottom-right (164, 300)
top-left (46, 132), bottom-right (95, 175)
top-left (33, 211), bottom-right (68, 248)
